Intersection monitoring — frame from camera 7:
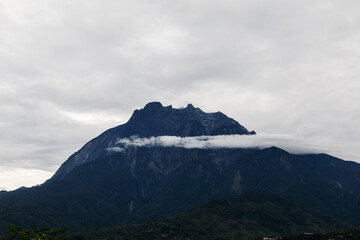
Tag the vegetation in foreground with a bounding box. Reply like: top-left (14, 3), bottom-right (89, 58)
top-left (1, 225), bottom-right (359, 240)
top-left (0, 226), bottom-right (68, 240)
top-left (68, 192), bottom-right (349, 240)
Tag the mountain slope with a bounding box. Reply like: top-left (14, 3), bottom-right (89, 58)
top-left (69, 192), bottom-right (348, 240)
top-left (0, 147), bottom-right (360, 234)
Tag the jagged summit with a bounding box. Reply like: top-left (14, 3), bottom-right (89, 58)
top-left (126, 101), bottom-right (255, 137)
top-left (143, 101), bottom-right (165, 110)
top-left (49, 102), bottom-right (255, 181)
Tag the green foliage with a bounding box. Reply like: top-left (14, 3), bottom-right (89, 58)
top-left (68, 192), bottom-right (350, 240)
top-left (0, 226), bottom-right (68, 240)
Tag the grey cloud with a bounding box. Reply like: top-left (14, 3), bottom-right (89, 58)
top-left (0, 0), bottom-right (359, 189)
top-left (111, 134), bottom-right (333, 156)
top-left (0, 167), bottom-right (53, 191)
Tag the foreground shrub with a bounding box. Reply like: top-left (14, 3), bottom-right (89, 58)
top-left (0, 226), bottom-right (68, 240)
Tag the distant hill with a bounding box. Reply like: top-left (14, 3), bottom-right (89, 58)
top-left (68, 192), bottom-right (348, 240)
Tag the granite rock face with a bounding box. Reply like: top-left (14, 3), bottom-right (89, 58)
top-left (125, 102), bottom-right (254, 137)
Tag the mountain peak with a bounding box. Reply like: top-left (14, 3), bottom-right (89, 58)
top-left (144, 101), bottom-right (164, 110)
top-left (50, 102), bottom-right (255, 181)
top-left (127, 102), bottom-right (254, 137)
top-left (185, 103), bottom-right (195, 109)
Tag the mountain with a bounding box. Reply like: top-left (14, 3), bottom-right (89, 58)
top-left (50, 102), bottom-right (255, 182)
top-left (1, 147), bottom-right (360, 234)
top-left (0, 102), bottom-right (359, 235)
top-left (68, 192), bottom-right (348, 240)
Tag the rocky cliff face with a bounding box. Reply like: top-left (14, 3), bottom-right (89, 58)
top-left (49, 102), bottom-right (255, 182)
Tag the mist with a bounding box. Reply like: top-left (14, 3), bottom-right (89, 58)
top-left (109, 134), bottom-right (330, 155)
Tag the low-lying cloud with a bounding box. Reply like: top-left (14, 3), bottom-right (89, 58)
top-left (0, 167), bottom-right (53, 191)
top-left (108, 134), bottom-right (329, 155)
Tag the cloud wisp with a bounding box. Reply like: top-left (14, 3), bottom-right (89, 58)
top-left (0, 167), bottom-right (53, 191)
top-left (108, 134), bottom-right (329, 155)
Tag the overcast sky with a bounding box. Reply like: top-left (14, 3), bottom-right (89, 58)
top-left (1, 0), bottom-right (359, 190)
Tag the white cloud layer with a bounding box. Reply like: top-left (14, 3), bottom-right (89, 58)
top-left (109, 134), bottom-right (335, 156)
top-left (0, 0), bottom-right (359, 189)
top-left (0, 167), bottom-right (53, 191)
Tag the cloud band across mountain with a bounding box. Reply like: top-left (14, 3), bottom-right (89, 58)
top-left (107, 134), bottom-right (328, 155)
